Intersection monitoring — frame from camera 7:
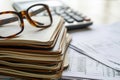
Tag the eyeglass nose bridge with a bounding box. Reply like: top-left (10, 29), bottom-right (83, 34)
top-left (20, 11), bottom-right (36, 27)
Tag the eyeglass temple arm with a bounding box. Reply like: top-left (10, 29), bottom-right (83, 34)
top-left (0, 17), bottom-right (44, 26)
top-left (0, 7), bottom-right (46, 25)
top-left (0, 17), bottom-right (18, 25)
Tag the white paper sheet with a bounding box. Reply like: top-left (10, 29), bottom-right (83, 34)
top-left (69, 23), bottom-right (120, 70)
top-left (62, 23), bottom-right (120, 79)
top-left (62, 48), bottom-right (120, 80)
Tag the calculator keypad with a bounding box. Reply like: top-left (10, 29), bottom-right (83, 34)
top-left (49, 6), bottom-right (93, 30)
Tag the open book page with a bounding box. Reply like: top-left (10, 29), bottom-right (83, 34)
top-left (0, 0), bottom-right (14, 11)
top-left (0, 16), bottom-right (64, 46)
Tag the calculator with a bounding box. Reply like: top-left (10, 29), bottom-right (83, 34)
top-left (13, 0), bottom-right (93, 30)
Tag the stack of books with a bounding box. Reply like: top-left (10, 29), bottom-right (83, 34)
top-left (0, 16), bottom-right (71, 79)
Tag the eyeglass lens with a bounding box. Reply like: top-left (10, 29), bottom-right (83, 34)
top-left (0, 13), bottom-right (21, 37)
top-left (28, 5), bottom-right (51, 27)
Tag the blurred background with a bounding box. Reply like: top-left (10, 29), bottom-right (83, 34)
top-left (61, 0), bottom-right (120, 25)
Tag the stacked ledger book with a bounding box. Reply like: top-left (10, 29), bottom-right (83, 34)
top-left (0, 16), bottom-right (71, 79)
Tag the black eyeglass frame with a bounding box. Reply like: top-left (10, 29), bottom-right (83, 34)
top-left (0, 4), bottom-right (53, 38)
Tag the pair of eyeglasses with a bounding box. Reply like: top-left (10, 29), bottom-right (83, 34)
top-left (0, 4), bottom-right (53, 38)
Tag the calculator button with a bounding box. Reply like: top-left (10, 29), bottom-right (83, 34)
top-left (55, 9), bottom-right (64, 14)
top-left (65, 8), bottom-right (72, 13)
top-left (72, 15), bottom-right (83, 22)
top-left (60, 13), bottom-right (67, 17)
top-left (64, 17), bottom-right (74, 23)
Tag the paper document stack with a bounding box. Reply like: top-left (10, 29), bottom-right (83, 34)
top-left (0, 16), bottom-right (71, 79)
